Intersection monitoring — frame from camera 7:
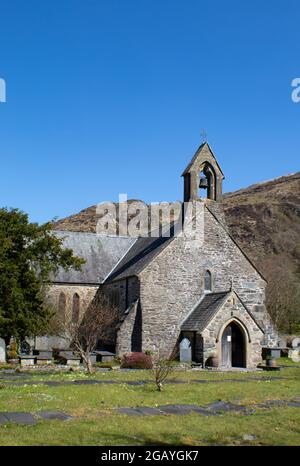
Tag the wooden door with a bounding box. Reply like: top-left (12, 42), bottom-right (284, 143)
top-left (221, 325), bottom-right (232, 367)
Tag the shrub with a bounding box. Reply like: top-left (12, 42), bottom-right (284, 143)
top-left (121, 352), bottom-right (153, 369)
top-left (7, 341), bottom-right (18, 359)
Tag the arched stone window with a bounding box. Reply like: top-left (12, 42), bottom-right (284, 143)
top-left (204, 270), bottom-right (212, 292)
top-left (58, 292), bottom-right (66, 322)
top-left (72, 293), bottom-right (80, 323)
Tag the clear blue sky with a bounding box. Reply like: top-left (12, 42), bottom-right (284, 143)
top-left (0, 0), bottom-right (299, 224)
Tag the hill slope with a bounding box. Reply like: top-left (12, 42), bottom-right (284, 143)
top-left (53, 172), bottom-right (300, 281)
top-left (222, 172), bottom-right (300, 273)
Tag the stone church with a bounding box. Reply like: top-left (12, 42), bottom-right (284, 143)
top-left (46, 142), bottom-right (278, 368)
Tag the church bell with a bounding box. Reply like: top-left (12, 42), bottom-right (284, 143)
top-left (199, 176), bottom-right (208, 189)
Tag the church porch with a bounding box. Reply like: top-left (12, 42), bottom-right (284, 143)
top-left (180, 290), bottom-right (265, 369)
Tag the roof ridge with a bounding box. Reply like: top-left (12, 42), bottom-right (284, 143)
top-left (102, 237), bottom-right (139, 283)
top-left (104, 222), bottom-right (181, 282)
top-left (53, 230), bottom-right (98, 236)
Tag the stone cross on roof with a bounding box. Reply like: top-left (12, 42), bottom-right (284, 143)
top-left (200, 129), bottom-right (207, 142)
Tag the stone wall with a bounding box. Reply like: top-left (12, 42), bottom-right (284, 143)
top-left (137, 202), bottom-right (276, 359)
top-left (38, 283), bottom-right (98, 350)
top-left (47, 199), bottom-right (277, 363)
top-left (116, 300), bottom-right (139, 355)
top-left (202, 293), bottom-right (264, 367)
top-left (95, 276), bottom-right (140, 354)
top-left (47, 284), bottom-right (98, 318)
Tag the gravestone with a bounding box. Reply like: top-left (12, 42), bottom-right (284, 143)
top-left (292, 337), bottom-right (300, 348)
top-left (287, 338), bottom-right (300, 362)
top-left (0, 338), bottom-right (6, 363)
top-left (179, 338), bottom-right (192, 362)
top-left (288, 348), bottom-right (300, 363)
top-left (20, 340), bottom-right (31, 355)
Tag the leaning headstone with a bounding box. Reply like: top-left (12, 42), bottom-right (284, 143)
top-left (0, 338), bottom-right (6, 363)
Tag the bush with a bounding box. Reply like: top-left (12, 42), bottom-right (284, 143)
top-left (121, 352), bottom-right (153, 369)
top-left (7, 341), bottom-right (18, 359)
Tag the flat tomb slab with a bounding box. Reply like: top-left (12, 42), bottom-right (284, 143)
top-left (36, 410), bottom-right (72, 421)
top-left (206, 401), bottom-right (248, 413)
top-left (157, 405), bottom-right (193, 415)
top-left (66, 359), bottom-right (81, 366)
top-left (36, 359), bottom-right (53, 365)
top-left (0, 413), bottom-right (9, 425)
top-left (135, 407), bottom-right (166, 416)
top-left (73, 379), bottom-right (99, 385)
top-left (4, 412), bottom-right (37, 425)
top-left (19, 357), bottom-right (36, 366)
top-left (117, 408), bottom-right (144, 416)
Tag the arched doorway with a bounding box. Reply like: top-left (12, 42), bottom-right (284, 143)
top-left (221, 321), bottom-right (246, 368)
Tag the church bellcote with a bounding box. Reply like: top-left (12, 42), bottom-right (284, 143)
top-left (182, 142), bottom-right (225, 202)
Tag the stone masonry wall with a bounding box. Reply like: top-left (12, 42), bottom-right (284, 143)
top-left (96, 276), bottom-right (140, 354)
top-left (47, 284), bottom-right (98, 320)
top-left (138, 201), bottom-right (276, 358)
top-left (116, 301), bottom-right (139, 355)
top-left (202, 294), bottom-right (264, 367)
top-left (39, 284), bottom-right (99, 350)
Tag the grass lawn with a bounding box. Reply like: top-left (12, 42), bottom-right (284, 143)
top-left (0, 363), bottom-right (299, 446)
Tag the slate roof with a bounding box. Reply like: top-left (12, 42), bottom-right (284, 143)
top-left (181, 291), bottom-right (230, 332)
top-left (52, 231), bottom-right (135, 284)
top-left (105, 233), bottom-right (175, 282)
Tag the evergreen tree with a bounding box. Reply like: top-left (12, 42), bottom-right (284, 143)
top-left (0, 208), bottom-right (85, 344)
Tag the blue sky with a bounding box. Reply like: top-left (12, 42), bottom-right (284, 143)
top-left (0, 0), bottom-right (299, 223)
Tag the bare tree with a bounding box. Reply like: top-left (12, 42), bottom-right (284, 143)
top-left (262, 255), bottom-right (300, 333)
top-left (53, 292), bottom-right (118, 374)
top-left (151, 347), bottom-right (178, 391)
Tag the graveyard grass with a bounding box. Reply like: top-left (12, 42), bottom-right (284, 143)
top-left (0, 361), bottom-right (300, 446)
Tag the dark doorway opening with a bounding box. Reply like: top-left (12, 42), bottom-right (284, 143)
top-left (221, 321), bottom-right (246, 368)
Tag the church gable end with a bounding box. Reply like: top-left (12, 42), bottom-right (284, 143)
top-left (44, 140), bottom-right (278, 367)
top-left (182, 142), bottom-right (225, 202)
